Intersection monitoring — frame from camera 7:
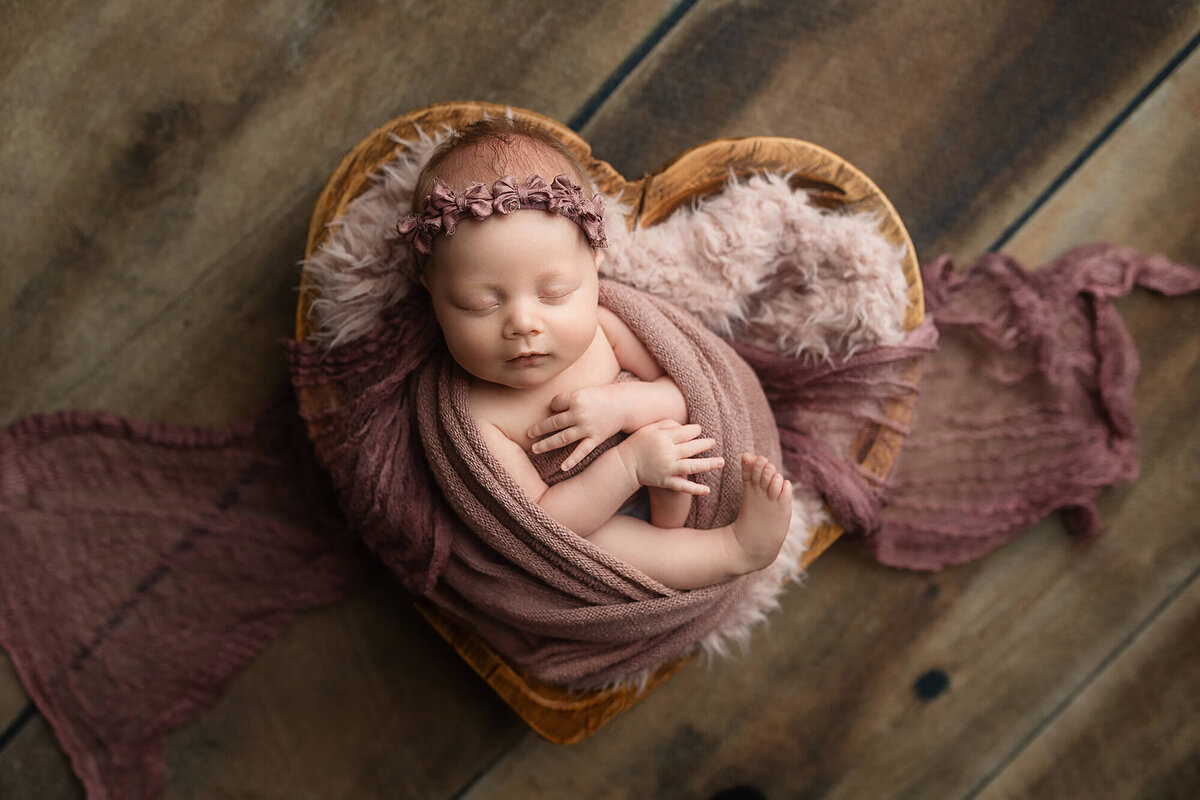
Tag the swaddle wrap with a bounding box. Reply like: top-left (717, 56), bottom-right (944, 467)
top-left (416, 280), bottom-right (781, 687)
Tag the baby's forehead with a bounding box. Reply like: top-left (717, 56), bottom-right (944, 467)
top-left (434, 139), bottom-right (581, 191)
top-left (430, 211), bottom-right (589, 280)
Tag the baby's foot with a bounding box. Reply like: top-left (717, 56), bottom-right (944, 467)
top-left (729, 453), bottom-right (793, 573)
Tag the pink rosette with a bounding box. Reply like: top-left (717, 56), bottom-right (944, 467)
top-left (492, 174), bottom-right (552, 215)
top-left (574, 194), bottom-right (608, 248)
top-left (428, 181), bottom-right (492, 235)
top-left (548, 174), bottom-right (585, 215)
top-left (396, 205), bottom-right (439, 256)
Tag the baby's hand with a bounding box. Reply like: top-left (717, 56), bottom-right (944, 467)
top-left (529, 386), bottom-right (627, 471)
top-left (620, 420), bottom-right (724, 495)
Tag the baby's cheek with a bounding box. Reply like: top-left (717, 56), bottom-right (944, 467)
top-left (444, 323), bottom-right (492, 366)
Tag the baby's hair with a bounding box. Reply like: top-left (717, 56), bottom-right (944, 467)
top-left (411, 117), bottom-right (595, 216)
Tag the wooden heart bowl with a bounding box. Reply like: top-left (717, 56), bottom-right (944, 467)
top-left (295, 101), bottom-right (923, 743)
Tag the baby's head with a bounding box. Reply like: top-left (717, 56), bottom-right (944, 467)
top-left (399, 118), bottom-right (608, 390)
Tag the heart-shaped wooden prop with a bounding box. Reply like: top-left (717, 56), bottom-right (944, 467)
top-left (296, 101), bottom-right (923, 743)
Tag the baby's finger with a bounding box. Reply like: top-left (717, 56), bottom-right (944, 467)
top-left (530, 427), bottom-right (581, 454)
top-left (527, 412), bottom-right (572, 440)
top-left (667, 423), bottom-right (704, 443)
top-left (676, 456), bottom-right (726, 475)
top-left (559, 438), bottom-right (598, 472)
top-left (663, 477), bottom-right (712, 496)
top-left (676, 437), bottom-right (717, 458)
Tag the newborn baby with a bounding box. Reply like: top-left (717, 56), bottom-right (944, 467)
top-left (399, 118), bottom-right (791, 590)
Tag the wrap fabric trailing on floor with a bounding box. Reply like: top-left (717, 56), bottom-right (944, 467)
top-left (0, 244), bottom-right (1197, 798)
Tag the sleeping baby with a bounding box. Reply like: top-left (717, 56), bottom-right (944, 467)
top-left (398, 117), bottom-right (791, 590)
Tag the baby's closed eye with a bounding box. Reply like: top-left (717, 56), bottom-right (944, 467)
top-left (540, 290), bottom-right (574, 304)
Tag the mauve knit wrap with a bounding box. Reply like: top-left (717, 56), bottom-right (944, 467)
top-left (415, 280), bottom-right (781, 687)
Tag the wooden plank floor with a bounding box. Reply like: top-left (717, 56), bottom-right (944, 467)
top-left (2, 2), bottom-right (1198, 797)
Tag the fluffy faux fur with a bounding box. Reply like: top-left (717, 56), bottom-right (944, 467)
top-left (299, 125), bottom-right (910, 678)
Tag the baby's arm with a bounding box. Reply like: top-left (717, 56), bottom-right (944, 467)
top-left (482, 422), bottom-right (638, 535)
top-left (529, 308), bottom-right (690, 471)
top-left (482, 420), bottom-right (720, 538)
top-left (597, 306), bottom-right (687, 429)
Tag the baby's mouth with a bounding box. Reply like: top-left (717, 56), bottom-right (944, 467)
top-left (508, 352), bottom-right (547, 366)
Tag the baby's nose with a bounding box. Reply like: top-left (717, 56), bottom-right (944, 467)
top-left (504, 303), bottom-right (544, 337)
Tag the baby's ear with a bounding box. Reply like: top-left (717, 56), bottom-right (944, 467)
top-left (419, 270), bottom-right (431, 292)
top-left (592, 248), bottom-right (606, 271)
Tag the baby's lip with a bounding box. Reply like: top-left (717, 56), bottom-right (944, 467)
top-left (508, 351), bottom-right (546, 361)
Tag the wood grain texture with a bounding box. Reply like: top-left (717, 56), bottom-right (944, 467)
top-left (0, 0), bottom-right (679, 795)
top-left (162, 573), bottom-right (524, 800)
top-left (977, 573), bottom-right (1200, 800)
top-left (582, 0), bottom-right (1200, 264)
top-left (463, 37), bottom-right (1200, 800)
top-left (0, 660), bottom-right (26, 734)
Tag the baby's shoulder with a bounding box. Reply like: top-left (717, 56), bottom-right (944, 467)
top-left (468, 382), bottom-right (538, 449)
top-left (467, 381), bottom-right (509, 428)
top-left (596, 305), bottom-right (627, 342)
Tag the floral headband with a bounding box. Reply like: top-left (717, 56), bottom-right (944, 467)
top-left (397, 173), bottom-right (607, 265)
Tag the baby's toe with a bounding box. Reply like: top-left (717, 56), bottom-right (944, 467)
top-left (759, 460), bottom-right (778, 489)
top-left (751, 455), bottom-right (769, 484)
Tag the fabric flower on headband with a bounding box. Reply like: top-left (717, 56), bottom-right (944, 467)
top-left (397, 173), bottom-right (608, 264)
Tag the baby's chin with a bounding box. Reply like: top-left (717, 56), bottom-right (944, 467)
top-left (467, 359), bottom-right (564, 390)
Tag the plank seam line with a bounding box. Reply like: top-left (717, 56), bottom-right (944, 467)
top-left (959, 559), bottom-right (1200, 800)
top-left (988, 25), bottom-right (1200, 253)
top-left (0, 702), bottom-right (37, 756)
top-left (449, 732), bottom-right (531, 800)
top-left (568, 0), bottom-right (701, 132)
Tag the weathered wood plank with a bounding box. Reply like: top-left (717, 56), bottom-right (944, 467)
top-left (163, 574), bottom-right (521, 800)
top-left (463, 19), bottom-right (1200, 800)
top-left (0, 661), bottom-right (26, 733)
top-left (583, 0), bottom-right (1200, 264)
top-left (0, 0), bottom-right (680, 795)
top-left (977, 572), bottom-right (1200, 800)
top-left (0, 715), bottom-right (81, 800)
top-left (1004, 41), bottom-right (1200, 265)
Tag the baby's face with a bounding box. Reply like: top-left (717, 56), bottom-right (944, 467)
top-left (421, 209), bottom-right (603, 390)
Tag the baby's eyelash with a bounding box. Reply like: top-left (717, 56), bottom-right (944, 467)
top-left (452, 287), bottom-right (575, 311)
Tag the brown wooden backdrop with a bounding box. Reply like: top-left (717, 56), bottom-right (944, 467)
top-left (2, 1), bottom-right (1198, 797)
